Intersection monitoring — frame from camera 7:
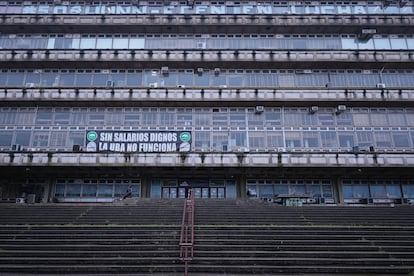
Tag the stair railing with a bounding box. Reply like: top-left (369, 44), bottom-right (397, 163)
top-left (179, 189), bottom-right (195, 276)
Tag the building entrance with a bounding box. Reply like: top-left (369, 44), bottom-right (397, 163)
top-left (161, 185), bottom-right (225, 198)
top-left (155, 179), bottom-right (235, 199)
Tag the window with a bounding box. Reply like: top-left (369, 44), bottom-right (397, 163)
top-left (49, 132), bottom-right (66, 147)
top-left (249, 131), bottom-right (266, 150)
top-left (303, 132), bottom-right (319, 148)
top-left (32, 132), bottom-right (49, 147)
top-left (35, 109), bottom-right (53, 125)
top-left (0, 131), bottom-right (13, 146)
top-left (194, 131), bottom-right (210, 151)
top-left (285, 132), bottom-right (301, 148)
top-left (374, 132), bottom-right (392, 148)
top-left (338, 132), bottom-right (354, 148)
top-left (320, 131), bottom-right (337, 148)
top-left (393, 132), bottom-right (410, 148)
top-left (15, 131), bottom-right (31, 146)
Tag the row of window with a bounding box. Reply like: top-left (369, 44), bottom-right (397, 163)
top-left (2, 69), bottom-right (414, 88)
top-left (247, 179), bottom-right (333, 199)
top-left (343, 180), bottom-right (414, 199)
top-left (55, 179), bottom-right (141, 198)
top-left (2, 129), bottom-right (414, 152)
top-left (1, 107), bottom-right (414, 128)
top-left (2, 34), bottom-right (414, 50)
top-left (248, 179), bottom-right (414, 199)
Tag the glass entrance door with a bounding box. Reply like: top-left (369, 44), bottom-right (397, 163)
top-left (193, 187), bottom-right (226, 198)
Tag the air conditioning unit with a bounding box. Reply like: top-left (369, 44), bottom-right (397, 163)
top-left (214, 68), bottom-right (220, 75)
top-left (11, 144), bottom-right (21, 151)
top-left (336, 105), bottom-right (346, 114)
top-left (399, 0), bottom-right (408, 7)
top-left (197, 68), bottom-right (204, 74)
top-left (309, 106), bottom-right (318, 114)
top-left (359, 28), bottom-right (376, 40)
top-left (72, 145), bottom-right (81, 152)
top-left (161, 66), bottom-right (169, 75)
top-left (177, 85), bottom-right (186, 88)
top-left (16, 198), bottom-right (25, 204)
top-left (219, 85), bottom-right (227, 88)
top-left (376, 83), bottom-right (386, 89)
top-left (25, 83), bottom-right (35, 88)
top-left (255, 105), bottom-right (264, 113)
top-left (149, 83), bottom-right (158, 88)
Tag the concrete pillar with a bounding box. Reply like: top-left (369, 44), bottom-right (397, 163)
top-left (333, 177), bottom-right (343, 204)
top-left (43, 178), bottom-right (53, 203)
top-left (140, 177), bottom-right (151, 198)
top-left (237, 175), bottom-right (247, 198)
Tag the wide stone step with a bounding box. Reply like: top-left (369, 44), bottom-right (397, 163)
top-left (195, 243), bottom-right (414, 252)
top-left (0, 264), bottom-right (184, 274)
top-left (186, 264), bottom-right (414, 274)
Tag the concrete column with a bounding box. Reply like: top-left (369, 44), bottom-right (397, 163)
top-left (43, 178), bottom-right (53, 203)
top-left (140, 177), bottom-right (151, 198)
top-left (237, 175), bottom-right (247, 198)
top-left (333, 177), bottom-right (343, 204)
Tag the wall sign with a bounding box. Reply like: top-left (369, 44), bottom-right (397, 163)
top-left (86, 131), bottom-right (191, 153)
top-left (21, 4), bottom-right (414, 15)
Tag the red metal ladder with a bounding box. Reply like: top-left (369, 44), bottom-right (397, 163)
top-left (179, 189), bottom-right (195, 276)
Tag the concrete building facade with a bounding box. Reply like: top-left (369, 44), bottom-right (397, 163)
top-left (0, 0), bottom-right (414, 204)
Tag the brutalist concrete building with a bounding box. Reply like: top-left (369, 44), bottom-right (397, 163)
top-left (0, 0), bottom-right (414, 204)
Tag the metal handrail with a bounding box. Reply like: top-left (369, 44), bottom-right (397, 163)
top-left (179, 189), bottom-right (195, 276)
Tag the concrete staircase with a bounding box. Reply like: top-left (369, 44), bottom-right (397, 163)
top-left (192, 199), bottom-right (414, 274)
top-left (0, 199), bottom-right (413, 275)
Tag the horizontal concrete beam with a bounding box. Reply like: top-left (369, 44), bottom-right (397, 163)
top-left (0, 14), bottom-right (412, 34)
top-left (0, 50), bottom-right (413, 69)
top-left (0, 88), bottom-right (412, 106)
top-left (0, 152), bottom-right (413, 168)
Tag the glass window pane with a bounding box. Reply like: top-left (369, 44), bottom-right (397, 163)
top-left (126, 71), bottom-right (142, 86)
top-left (402, 184), bottom-right (414, 198)
top-left (274, 184), bottom-right (288, 195)
top-left (130, 38), bottom-right (145, 49)
top-left (80, 37), bottom-right (96, 49)
top-left (341, 37), bottom-right (358, 49)
top-left (354, 184), bottom-right (369, 198)
top-left (7, 71), bottom-right (24, 86)
top-left (386, 185), bottom-right (401, 198)
top-left (66, 184), bottom-right (81, 197)
top-left (0, 131), bottom-right (13, 146)
top-left (96, 37), bottom-right (112, 49)
top-left (55, 184), bottom-right (65, 197)
top-left (113, 38), bottom-right (129, 49)
top-left (98, 184), bottom-right (113, 197)
top-left (82, 184), bottom-right (97, 197)
top-left (390, 38), bottom-right (407, 49)
top-left (373, 38), bottom-right (390, 49)
top-left (343, 185), bottom-right (353, 199)
top-left (15, 131), bottom-right (31, 146)
top-left (76, 72), bottom-right (93, 86)
top-left (393, 133), bottom-right (410, 147)
top-left (370, 184), bottom-right (386, 198)
top-left (358, 38), bottom-right (374, 49)
top-left (258, 185), bottom-right (273, 198)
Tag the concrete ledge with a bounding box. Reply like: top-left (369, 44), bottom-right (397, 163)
top-left (0, 152), bottom-right (412, 168)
